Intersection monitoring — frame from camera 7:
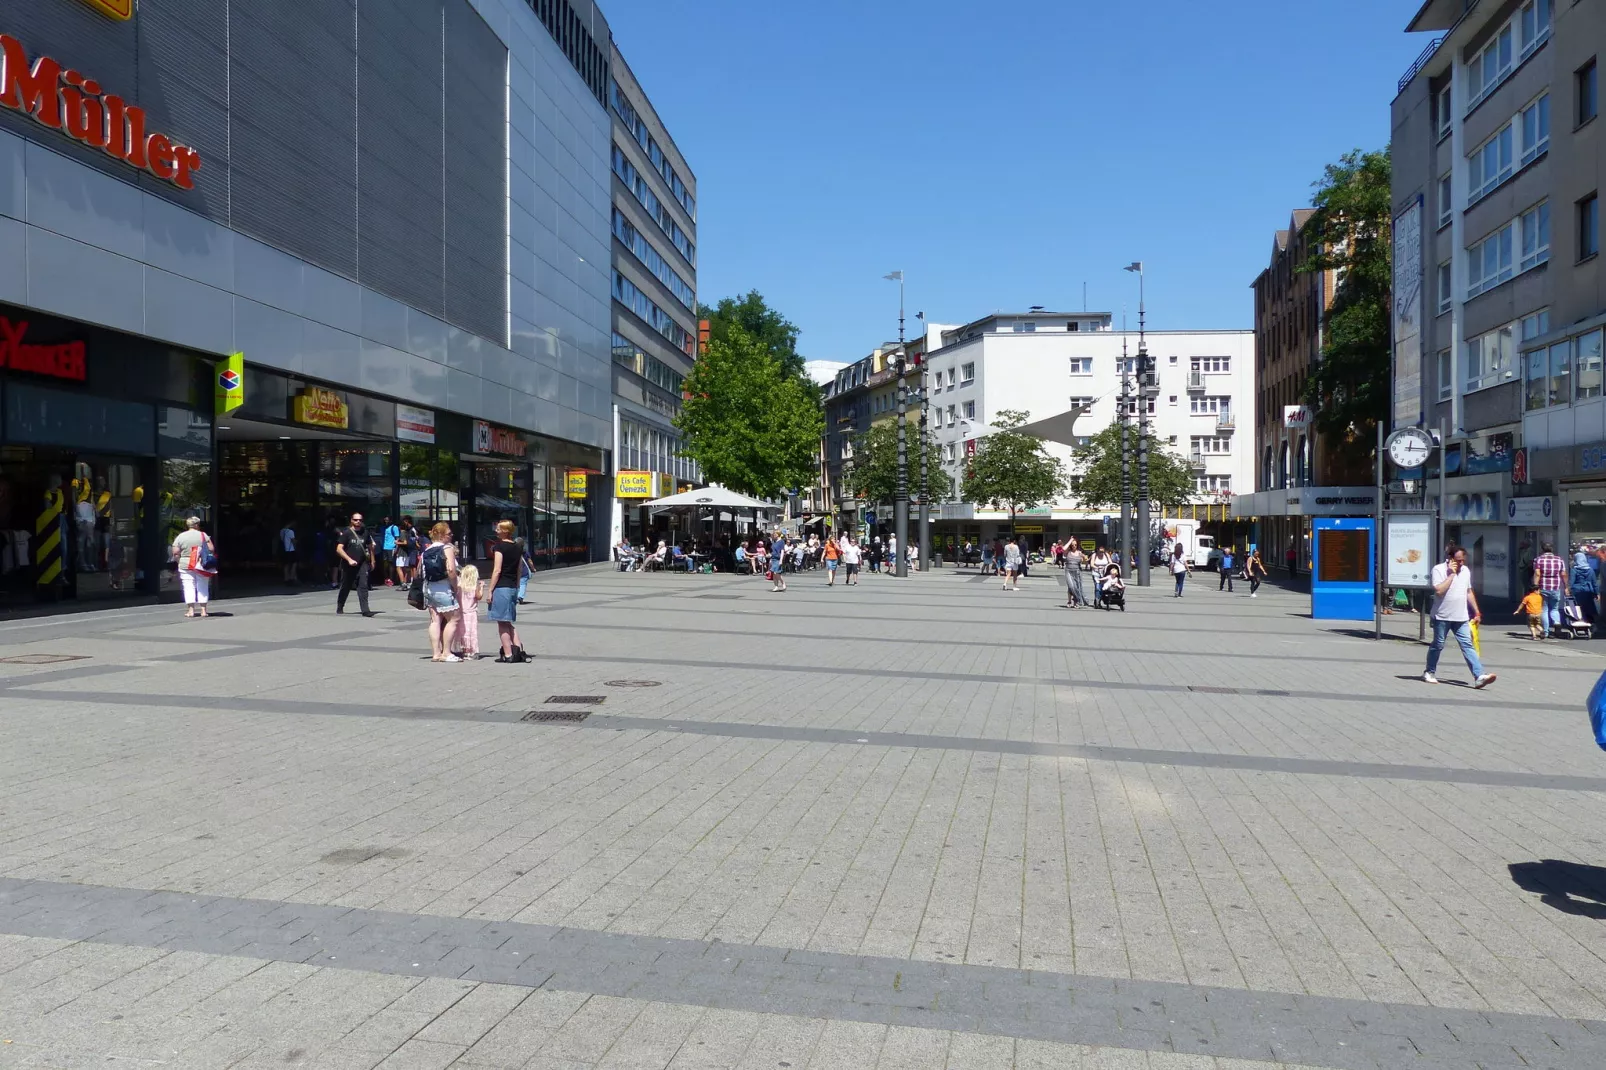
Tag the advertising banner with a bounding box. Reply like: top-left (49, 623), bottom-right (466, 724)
top-left (395, 404), bottom-right (435, 444)
top-left (215, 353), bottom-right (244, 416)
top-left (1392, 196), bottom-right (1424, 429)
top-left (565, 472), bottom-right (588, 499)
top-left (1385, 512), bottom-right (1434, 587)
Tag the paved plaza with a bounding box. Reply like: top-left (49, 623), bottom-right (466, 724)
top-left (1, 565), bottom-right (1605, 1069)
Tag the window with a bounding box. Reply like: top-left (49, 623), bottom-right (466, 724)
top-left (1190, 356), bottom-right (1230, 373)
top-left (946, 369), bottom-right (955, 388)
top-left (943, 443), bottom-right (955, 462)
top-left (612, 271), bottom-right (694, 355)
top-left (1068, 358), bottom-right (1093, 374)
top-left (1190, 436), bottom-right (1230, 455)
top-left (1518, 0), bottom-right (1551, 60)
top-left (1581, 193), bottom-right (1600, 260)
top-left (1195, 475), bottom-right (1232, 493)
top-left (1436, 83), bottom-right (1453, 139)
top-left (1580, 59), bottom-right (1599, 126)
top-left (1168, 355), bottom-right (1178, 364)
top-left (1438, 173), bottom-right (1453, 229)
top-left (1519, 94), bottom-right (1550, 165)
top-left (947, 404), bottom-right (957, 424)
top-left (1437, 348), bottom-right (1453, 401)
top-left (1464, 322), bottom-right (1516, 392)
top-left (1468, 24), bottom-right (1514, 111)
top-left (963, 401), bottom-right (975, 418)
top-left (1467, 221), bottom-right (1515, 297)
top-left (1067, 321), bottom-right (1079, 332)
top-left (1525, 346), bottom-right (1548, 410)
top-left (960, 363), bottom-right (975, 384)
top-left (1189, 396), bottom-right (1231, 414)
top-left (1549, 339), bottom-right (1572, 405)
top-left (1521, 308), bottom-right (1550, 342)
top-left (932, 409), bottom-right (942, 428)
top-left (1121, 398), bottom-right (1156, 415)
top-left (1437, 260), bottom-right (1453, 315)
top-left (612, 210), bottom-right (696, 310)
top-left (1518, 200), bottom-right (1550, 271)
top-left (1468, 123), bottom-right (1514, 204)
top-left (1578, 329), bottom-right (1604, 400)
top-left (1011, 321), bottom-right (1036, 332)
top-left (1169, 435), bottom-right (1179, 445)
top-left (611, 146), bottom-right (696, 265)
top-left (1168, 394), bottom-right (1178, 406)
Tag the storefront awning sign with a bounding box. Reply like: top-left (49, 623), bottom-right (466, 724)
top-left (473, 420), bottom-right (527, 458)
top-left (293, 387), bottom-right (348, 429)
top-left (396, 404), bottom-right (435, 443)
top-left (0, 315), bottom-right (85, 382)
top-left (565, 472), bottom-right (587, 499)
top-left (616, 471), bottom-right (653, 498)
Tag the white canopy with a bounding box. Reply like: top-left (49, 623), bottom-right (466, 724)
top-left (958, 402), bottom-right (1094, 448)
top-left (645, 486), bottom-right (774, 510)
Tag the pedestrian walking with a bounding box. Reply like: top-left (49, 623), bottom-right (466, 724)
top-left (1002, 535), bottom-right (1023, 590)
top-left (841, 535), bottom-right (861, 585)
top-left (981, 539), bottom-right (995, 575)
top-left (823, 534), bottom-right (841, 586)
top-left (1532, 541), bottom-right (1568, 639)
top-left (487, 519), bottom-right (531, 662)
top-left (1219, 546), bottom-right (1236, 592)
top-left (279, 519), bottom-right (298, 584)
top-left (334, 513), bottom-right (375, 616)
top-left (1517, 584), bottom-right (1545, 640)
top-left (171, 516), bottom-right (215, 618)
top-left (421, 521), bottom-right (461, 662)
top-left (1285, 541), bottom-right (1299, 578)
top-left (1246, 549), bottom-right (1267, 597)
top-left (1169, 543), bottom-right (1188, 597)
top-left (1572, 549), bottom-right (1599, 625)
top-left (1423, 543), bottom-right (1496, 687)
top-left (885, 534), bottom-right (898, 573)
top-left (769, 532), bottom-right (789, 592)
top-left (453, 563), bottom-right (484, 659)
top-left (380, 517), bottom-right (399, 586)
top-left (1063, 542), bottom-right (1087, 607)
top-left (394, 517), bottom-right (416, 587)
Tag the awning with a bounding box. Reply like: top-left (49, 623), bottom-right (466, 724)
top-left (645, 487), bottom-right (774, 510)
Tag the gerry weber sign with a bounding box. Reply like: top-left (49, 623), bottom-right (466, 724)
top-left (0, 34), bottom-right (202, 190)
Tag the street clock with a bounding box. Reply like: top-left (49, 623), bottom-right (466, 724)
top-left (1385, 427), bottom-right (1435, 468)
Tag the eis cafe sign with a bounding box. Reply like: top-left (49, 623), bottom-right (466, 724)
top-left (0, 33), bottom-right (202, 189)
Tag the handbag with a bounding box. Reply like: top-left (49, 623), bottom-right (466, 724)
top-left (407, 575), bottom-right (426, 611)
top-left (765, 569), bottom-right (775, 581)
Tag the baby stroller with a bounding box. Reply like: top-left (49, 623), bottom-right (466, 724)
top-left (1564, 598), bottom-right (1595, 639)
top-left (1096, 579), bottom-right (1126, 611)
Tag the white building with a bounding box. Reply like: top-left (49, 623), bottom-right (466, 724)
top-left (922, 310), bottom-right (1255, 548)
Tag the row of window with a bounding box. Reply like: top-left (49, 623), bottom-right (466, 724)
top-left (1191, 436), bottom-right (1231, 455)
top-left (608, 81), bottom-right (696, 220)
top-left (612, 146), bottom-right (696, 267)
top-left (612, 272), bottom-right (694, 355)
top-left (1463, 0), bottom-right (1551, 119)
top-left (620, 418), bottom-right (698, 481)
top-left (612, 332), bottom-right (686, 395)
top-left (1465, 94), bottom-right (1549, 207)
top-left (931, 401), bottom-right (978, 428)
top-left (1525, 327), bottom-right (1605, 411)
top-left (1438, 309), bottom-right (1548, 398)
top-left (1190, 396), bottom-right (1231, 415)
top-left (1195, 475), bottom-right (1233, 493)
top-left (1462, 198), bottom-right (1549, 299)
top-left (1063, 356), bottom-right (1232, 375)
top-left (612, 209), bottom-right (695, 311)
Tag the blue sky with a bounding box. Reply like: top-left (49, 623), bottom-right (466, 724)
top-left (603, 0), bottom-right (1430, 362)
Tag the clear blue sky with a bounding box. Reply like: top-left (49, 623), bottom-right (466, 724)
top-left (603, 0), bottom-right (1430, 362)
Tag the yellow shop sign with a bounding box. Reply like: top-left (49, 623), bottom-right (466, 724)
top-left (292, 387), bottom-right (349, 429)
top-left (615, 470), bottom-right (653, 498)
top-left (565, 472), bottom-right (588, 499)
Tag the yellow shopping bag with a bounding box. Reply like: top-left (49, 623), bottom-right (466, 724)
top-left (1470, 620), bottom-right (1482, 656)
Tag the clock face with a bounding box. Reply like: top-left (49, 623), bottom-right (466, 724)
top-left (1386, 429), bottom-right (1434, 468)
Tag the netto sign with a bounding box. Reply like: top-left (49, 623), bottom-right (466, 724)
top-left (0, 34), bottom-right (202, 189)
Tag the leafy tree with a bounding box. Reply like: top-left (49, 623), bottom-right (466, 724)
top-left (1299, 148), bottom-right (1391, 440)
top-left (699, 290), bottom-right (807, 382)
top-left (675, 324), bottom-right (822, 498)
top-left (960, 409), bottom-right (1067, 531)
top-left (1070, 424), bottom-right (1195, 511)
top-left (841, 419), bottom-right (953, 506)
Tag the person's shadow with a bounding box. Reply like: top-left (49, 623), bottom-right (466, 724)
top-left (1509, 860), bottom-right (1606, 918)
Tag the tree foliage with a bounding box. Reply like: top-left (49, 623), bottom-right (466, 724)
top-left (841, 418), bottom-right (953, 507)
top-left (1070, 423), bottom-right (1196, 511)
top-left (960, 409), bottom-right (1067, 527)
top-left (699, 290), bottom-right (807, 382)
top-left (674, 324), bottom-right (822, 498)
top-left (1298, 147), bottom-right (1391, 438)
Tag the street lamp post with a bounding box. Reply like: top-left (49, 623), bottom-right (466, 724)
top-left (1126, 261), bottom-right (1152, 587)
top-left (919, 371), bottom-right (931, 570)
top-left (886, 271), bottom-right (909, 578)
top-left (1118, 339), bottom-right (1132, 573)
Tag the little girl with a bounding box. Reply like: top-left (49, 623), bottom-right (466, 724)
top-left (453, 564), bottom-right (485, 659)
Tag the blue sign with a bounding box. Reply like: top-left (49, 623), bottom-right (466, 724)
top-left (864, 511), bottom-right (876, 525)
top-left (1311, 517), bottom-right (1375, 621)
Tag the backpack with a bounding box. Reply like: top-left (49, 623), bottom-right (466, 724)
top-left (421, 544), bottom-right (447, 582)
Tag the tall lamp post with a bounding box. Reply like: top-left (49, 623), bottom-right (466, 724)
top-left (1125, 261), bottom-right (1152, 587)
top-left (885, 270), bottom-right (909, 578)
top-left (918, 369), bottom-right (931, 570)
top-left (1117, 338), bottom-right (1132, 573)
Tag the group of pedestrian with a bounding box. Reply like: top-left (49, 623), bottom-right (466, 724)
top-left (414, 518), bottom-right (531, 664)
top-left (759, 533), bottom-right (865, 592)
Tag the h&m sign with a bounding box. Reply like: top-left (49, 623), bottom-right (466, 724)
top-left (0, 34), bottom-right (201, 189)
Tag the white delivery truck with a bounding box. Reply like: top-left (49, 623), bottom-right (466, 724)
top-left (1162, 519), bottom-right (1217, 569)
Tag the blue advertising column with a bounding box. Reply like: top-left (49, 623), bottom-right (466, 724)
top-left (1311, 517), bottom-right (1375, 620)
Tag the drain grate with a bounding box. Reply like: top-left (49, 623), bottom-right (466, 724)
top-left (1188, 685), bottom-right (1239, 695)
top-left (545, 695), bottom-right (605, 705)
top-left (605, 679), bottom-right (662, 688)
top-left (0, 653), bottom-right (90, 665)
top-left (522, 710), bottom-right (591, 723)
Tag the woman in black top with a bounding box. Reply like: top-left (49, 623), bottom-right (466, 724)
top-left (486, 519), bottom-right (529, 663)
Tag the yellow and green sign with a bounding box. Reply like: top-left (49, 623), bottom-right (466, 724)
top-left (214, 353), bottom-right (243, 416)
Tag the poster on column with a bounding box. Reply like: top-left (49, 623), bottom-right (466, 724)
top-left (1384, 512), bottom-right (1434, 588)
top-left (1392, 196), bottom-right (1424, 429)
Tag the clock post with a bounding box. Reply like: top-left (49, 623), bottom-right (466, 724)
top-left (1381, 423), bottom-right (1443, 642)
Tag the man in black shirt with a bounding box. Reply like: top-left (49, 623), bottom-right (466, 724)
top-left (335, 512), bottom-right (375, 616)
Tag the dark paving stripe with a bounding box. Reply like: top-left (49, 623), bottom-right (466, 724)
top-left (6, 688), bottom-right (1600, 792)
top-left (0, 877), bottom-right (1599, 1070)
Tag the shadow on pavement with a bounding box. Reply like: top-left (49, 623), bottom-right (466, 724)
top-left (1509, 860), bottom-right (1606, 919)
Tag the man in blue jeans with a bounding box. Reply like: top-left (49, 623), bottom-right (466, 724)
top-left (1531, 541), bottom-right (1569, 639)
top-left (1424, 543), bottom-right (1496, 688)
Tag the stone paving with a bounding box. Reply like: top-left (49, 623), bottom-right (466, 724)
top-left (0, 563), bottom-right (1604, 1068)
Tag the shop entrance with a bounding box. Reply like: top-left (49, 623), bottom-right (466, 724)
top-left (0, 446), bottom-right (152, 605)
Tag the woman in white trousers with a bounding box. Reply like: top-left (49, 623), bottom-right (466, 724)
top-left (171, 517), bottom-right (214, 618)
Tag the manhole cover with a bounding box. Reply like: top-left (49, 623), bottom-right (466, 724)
top-left (522, 710), bottom-right (591, 723)
top-left (545, 695), bottom-right (605, 705)
top-left (605, 679), bottom-right (662, 688)
top-left (0, 654), bottom-right (90, 665)
top-left (1188, 685), bottom-right (1239, 695)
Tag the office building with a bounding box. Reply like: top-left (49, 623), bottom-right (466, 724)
top-left (606, 43), bottom-right (699, 543)
top-left (1392, 0), bottom-right (1601, 598)
top-left (0, 0), bottom-right (620, 608)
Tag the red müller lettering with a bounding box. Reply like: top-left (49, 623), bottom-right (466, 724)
top-left (0, 34), bottom-right (202, 190)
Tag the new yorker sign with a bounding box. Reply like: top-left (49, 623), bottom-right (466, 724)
top-left (0, 34), bottom-right (202, 190)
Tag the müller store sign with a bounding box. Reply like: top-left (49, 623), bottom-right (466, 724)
top-left (0, 33), bottom-right (202, 189)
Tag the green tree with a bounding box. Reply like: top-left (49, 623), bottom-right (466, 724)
top-left (960, 409), bottom-right (1067, 531)
top-left (1070, 424), bottom-right (1195, 511)
top-left (1299, 148), bottom-right (1391, 440)
top-left (674, 324), bottom-right (823, 498)
top-left (841, 419), bottom-right (953, 507)
top-left (699, 290), bottom-right (807, 382)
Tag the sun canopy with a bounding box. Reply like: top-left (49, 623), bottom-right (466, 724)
top-left (645, 487), bottom-right (774, 510)
top-left (958, 403), bottom-right (1091, 448)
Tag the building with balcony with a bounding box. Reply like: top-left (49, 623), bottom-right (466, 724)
top-left (1391, 0), bottom-right (1600, 598)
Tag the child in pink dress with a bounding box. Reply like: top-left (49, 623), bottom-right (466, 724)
top-left (453, 564), bottom-right (485, 659)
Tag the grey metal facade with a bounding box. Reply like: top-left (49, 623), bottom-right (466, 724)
top-left (0, 0), bottom-right (613, 449)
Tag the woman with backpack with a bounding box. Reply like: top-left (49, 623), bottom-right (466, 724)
top-left (421, 521), bottom-right (462, 663)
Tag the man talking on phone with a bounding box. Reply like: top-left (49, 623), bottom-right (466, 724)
top-left (1423, 542), bottom-right (1495, 688)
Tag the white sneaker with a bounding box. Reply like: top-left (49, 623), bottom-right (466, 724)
top-left (1474, 673), bottom-right (1497, 689)
top-left (1422, 671), bottom-right (1439, 684)
top-left (443, 654), bottom-right (463, 663)
top-left (1250, 593), bottom-right (1257, 598)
